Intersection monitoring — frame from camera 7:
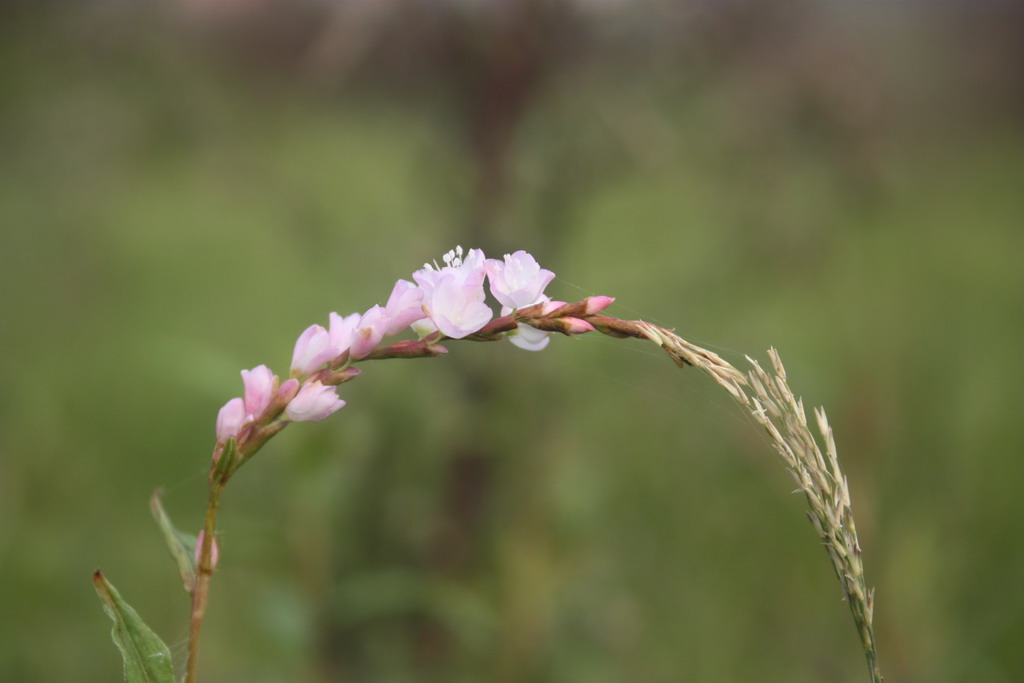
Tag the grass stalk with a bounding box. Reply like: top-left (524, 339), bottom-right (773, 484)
top-left (633, 322), bottom-right (882, 682)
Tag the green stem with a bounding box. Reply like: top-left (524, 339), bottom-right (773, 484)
top-left (852, 606), bottom-right (882, 682)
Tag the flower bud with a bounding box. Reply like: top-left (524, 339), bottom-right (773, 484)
top-left (284, 380), bottom-right (345, 422)
top-left (277, 378), bottom-right (300, 404)
top-left (527, 316), bottom-right (596, 335)
top-left (350, 305), bottom-right (389, 360)
top-left (583, 296), bottom-right (615, 315)
top-left (384, 279), bottom-right (426, 336)
top-left (535, 296), bottom-right (614, 319)
top-left (241, 365), bottom-right (276, 422)
top-left (215, 397), bottom-right (246, 443)
top-left (562, 318), bottom-right (596, 334)
top-left (540, 300), bottom-right (567, 315)
top-left (328, 312), bottom-right (360, 358)
top-left (291, 324), bottom-right (334, 376)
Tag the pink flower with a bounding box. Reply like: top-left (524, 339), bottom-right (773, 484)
top-left (328, 312), bottom-right (360, 357)
top-left (194, 530), bottom-right (219, 569)
top-left (413, 245), bottom-right (487, 296)
top-left (291, 324), bottom-right (334, 376)
top-left (414, 246), bottom-right (492, 339)
top-left (485, 251), bottom-right (555, 309)
top-left (383, 279), bottom-right (426, 336)
top-left (284, 381), bottom-right (345, 422)
top-left (215, 397), bottom-right (246, 442)
top-left (425, 270), bottom-right (493, 339)
top-left (241, 365), bottom-right (276, 421)
top-left (350, 305), bottom-right (389, 360)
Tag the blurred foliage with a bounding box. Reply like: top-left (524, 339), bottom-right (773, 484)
top-left (1, 0), bottom-right (1023, 681)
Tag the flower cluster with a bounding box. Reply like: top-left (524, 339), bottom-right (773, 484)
top-left (174, 246), bottom-right (611, 675)
top-left (213, 247), bottom-right (611, 449)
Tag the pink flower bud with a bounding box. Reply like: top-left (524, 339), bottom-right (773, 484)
top-left (328, 312), bottom-right (360, 357)
top-left (291, 324), bottom-right (334, 375)
top-left (241, 365), bottom-right (276, 421)
top-left (215, 397), bottom-right (246, 443)
top-left (350, 305), bottom-right (389, 360)
top-left (540, 300), bottom-right (567, 315)
top-left (538, 296), bottom-right (614, 319)
top-left (562, 318), bottom-right (596, 334)
top-left (384, 279), bottom-right (426, 336)
top-left (485, 250), bottom-right (555, 309)
top-left (194, 530), bottom-right (219, 570)
top-left (528, 316), bottom-right (597, 335)
top-left (277, 378), bottom-right (300, 404)
top-left (583, 296), bottom-right (615, 315)
top-left (284, 380), bottom-right (345, 422)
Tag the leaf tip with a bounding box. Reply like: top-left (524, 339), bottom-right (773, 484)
top-left (93, 570), bottom-right (112, 603)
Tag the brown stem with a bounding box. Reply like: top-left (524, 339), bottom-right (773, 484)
top-left (185, 480), bottom-right (225, 683)
top-left (358, 340), bottom-right (450, 360)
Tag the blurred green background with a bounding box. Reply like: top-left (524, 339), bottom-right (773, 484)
top-left (2, 1), bottom-right (1022, 681)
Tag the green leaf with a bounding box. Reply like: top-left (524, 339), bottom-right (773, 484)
top-left (150, 489), bottom-right (196, 593)
top-left (93, 570), bottom-right (175, 683)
